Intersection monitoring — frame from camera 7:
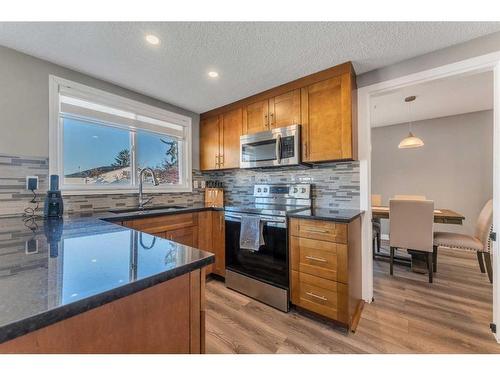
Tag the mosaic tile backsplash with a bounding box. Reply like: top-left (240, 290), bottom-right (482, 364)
top-left (204, 162), bottom-right (360, 209)
top-left (0, 154), bottom-right (205, 217)
top-left (0, 153), bottom-right (360, 217)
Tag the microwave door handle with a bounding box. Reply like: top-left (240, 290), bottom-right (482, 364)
top-left (276, 134), bottom-right (282, 164)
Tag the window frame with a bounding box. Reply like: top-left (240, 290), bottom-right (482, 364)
top-left (49, 75), bottom-right (192, 195)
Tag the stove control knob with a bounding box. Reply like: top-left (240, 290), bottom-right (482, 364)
top-left (301, 188), bottom-right (306, 193)
top-left (257, 188), bottom-right (262, 193)
top-left (293, 188), bottom-right (298, 193)
top-left (263, 188), bottom-right (268, 193)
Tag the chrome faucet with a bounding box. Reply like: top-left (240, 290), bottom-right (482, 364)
top-left (138, 168), bottom-right (160, 209)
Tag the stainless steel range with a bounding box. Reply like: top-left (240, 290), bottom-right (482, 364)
top-left (224, 184), bottom-right (311, 312)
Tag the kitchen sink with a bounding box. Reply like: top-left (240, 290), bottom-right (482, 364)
top-left (108, 205), bottom-right (187, 214)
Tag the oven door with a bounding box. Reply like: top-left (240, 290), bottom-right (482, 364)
top-left (240, 124), bottom-right (300, 168)
top-left (225, 213), bottom-right (288, 289)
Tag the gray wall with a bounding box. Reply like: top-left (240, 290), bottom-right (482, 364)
top-left (358, 31), bottom-right (500, 87)
top-left (0, 45), bottom-right (200, 169)
top-left (371, 110), bottom-right (493, 236)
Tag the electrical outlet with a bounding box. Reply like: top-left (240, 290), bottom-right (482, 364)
top-left (26, 176), bottom-right (39, 190)
top-left (200, 180), bottom-right (206, 189)
top-left (193, 180), bottom-right (199, 189)
top-left (25, 238), bottom-right (38, 254)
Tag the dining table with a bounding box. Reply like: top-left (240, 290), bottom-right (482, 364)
top-left (372, 205), bottom-right (465, 271)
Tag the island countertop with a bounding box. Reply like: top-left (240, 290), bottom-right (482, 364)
top-left (0, 207), bottom-right (216, 345)
top-left (287, 208), bottom-right (364, 222)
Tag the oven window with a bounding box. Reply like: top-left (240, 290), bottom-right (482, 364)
top-left (241, 139), bottom-right (277, 162)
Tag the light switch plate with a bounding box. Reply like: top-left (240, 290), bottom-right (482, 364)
top-left (200, 180), bottom-right (206, 189)
top-left (193, 180), bottom-right (199, 189)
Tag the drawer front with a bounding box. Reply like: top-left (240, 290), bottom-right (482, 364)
top-left (124, 213), bottom-right (197, 234)
top-left (290, 236), bottom-right (347, 283)
top-left (290, 218), bottom-right (347, 244)
top-left (291, 271), bottom-right (348, 323)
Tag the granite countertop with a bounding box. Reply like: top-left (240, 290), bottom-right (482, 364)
top-left (287, 208), bottom-right (364, 222)
top-left (0, 205), bottom-right (217, 344)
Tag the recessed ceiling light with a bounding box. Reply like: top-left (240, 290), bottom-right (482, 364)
top-left (145, 34), bottom-right (160, 45)
top-left (208, 71), bottom-right (219, 78)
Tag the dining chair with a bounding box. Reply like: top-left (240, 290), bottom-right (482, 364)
top-left (372, 194), bottom-right (382, 257)
top-left (389, 199), bottom-right (435, 283)
top-left (393, 195), bottom-right (426, 201)
top-left (433, 199), bottom-right (493, 283)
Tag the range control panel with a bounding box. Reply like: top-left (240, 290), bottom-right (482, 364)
top-left (253, 184), bottom-right (311, 200)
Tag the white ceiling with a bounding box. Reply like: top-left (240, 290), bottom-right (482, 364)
top-left (0, 22), bottom-right (499, 114)
top-left (370, 70), bottom-right (494, 128)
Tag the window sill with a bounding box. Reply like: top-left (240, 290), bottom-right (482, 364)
top-left (61, 187), bottom-right (193, 196)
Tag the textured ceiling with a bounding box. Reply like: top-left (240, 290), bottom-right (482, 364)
top-left (371, 71), bottom-right (493, 127)
top-left (1, 22), bottom-right (500, 113)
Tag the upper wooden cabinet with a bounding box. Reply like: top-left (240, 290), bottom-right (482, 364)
top-left (200, 115), bottom-right (220, 170)
top-left (243, 99), bottom-right (269, 134)
top-left (242, 90), bottom-right (301, 135)
top-left (269, 89), bottom-right (301, 129)
top-left (201, 62), bottom-right (357, 164)
top-left (200, 108), bottom-right (242, 171)
top-left (301, 72), bottom-right (356, 162)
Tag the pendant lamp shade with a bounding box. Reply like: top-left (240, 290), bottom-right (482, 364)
top-left (399, 95), bottom-right (424, 149)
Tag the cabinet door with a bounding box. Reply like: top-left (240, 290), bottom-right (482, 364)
top-left (197, 211), bottom-right (214, 274)
top-left (165, 226), bottom-right (198, 248)
top-left (211, 211), bottom-right (225, 277)
top-left (220, 108), bottom-right (242, 169)
top-left (242, 99), bottom-right (269, 135)
top-left (200, 116), bottom-right (220, 171)
top-left (300, 73), bottom-right (354, 162)
top-left (269, 89), bottom-right (300, 128)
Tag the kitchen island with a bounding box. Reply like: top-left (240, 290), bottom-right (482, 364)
top-left (0, 210), bottom-right (214, 353)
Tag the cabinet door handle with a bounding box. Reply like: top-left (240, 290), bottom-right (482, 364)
top-left (304, 142), bottom-right (308, 157)
top-left (303, 227), bottom-right (329, 234)
top-left (306, 291), bottom-right (327, 301)
top-left (215, 155), bottom-right (219, 167)
top-left (219, 154), bottom-right (224, 166)
top-left (305, 255), bottom-right (327, 263)
top-left (264, 114), bottom-right (268, 127)
top-left (270, 112), bottom-right (274, 126)
top-left (220, 214), bottom-right (223, 229)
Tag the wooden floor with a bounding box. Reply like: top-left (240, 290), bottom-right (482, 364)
top-left (205, 247), bottom-right (500, 353)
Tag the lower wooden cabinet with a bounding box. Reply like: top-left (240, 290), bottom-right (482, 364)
top-left (122, 210), bottom-right (225, 278)
top-left (289, 217), bottom-right (363, 331)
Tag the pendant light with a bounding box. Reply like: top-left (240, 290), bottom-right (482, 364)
top-left (398, 95), bottom-right (424, 149)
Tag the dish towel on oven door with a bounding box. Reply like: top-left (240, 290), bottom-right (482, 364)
top-left (239, 215), bottom-right (265, 251)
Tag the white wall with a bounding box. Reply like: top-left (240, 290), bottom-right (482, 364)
top-left (372, 110), bottom-right (493, 236)
top-left (0, 45), bottom-right (201, 169)
top-left (358, 31), bottom-right (500, 87)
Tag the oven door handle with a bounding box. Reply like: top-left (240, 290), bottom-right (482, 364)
top-left (224, 213), bottom-right (285, 224)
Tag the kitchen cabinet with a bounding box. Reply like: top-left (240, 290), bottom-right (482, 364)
top-left (123, 211), bottom-right (225, 278)
top-left (242, 90), bottom-right (300, 135)
top-left (242, 99), bottom-right (269, 134)
top-left (269, 89), bottom-right (301, 128)
top-left (200, 108), bottom-right (242, 171)
top-left (289, 216), bottom-right (363, 332)
top-left (201, 62), bottom-right (357, 164)
top-left (200, 116), bottom-right (220, 170)
top-left (301, 72), bottom-right (356, 162)
top-left (211, 211), bottom-right (226, 277)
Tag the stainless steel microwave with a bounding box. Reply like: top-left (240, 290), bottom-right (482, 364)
top-left (240, 124), bottom-right (301, 169)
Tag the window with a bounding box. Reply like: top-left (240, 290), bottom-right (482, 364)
top-left (49, 76), bottom-right (192, 193)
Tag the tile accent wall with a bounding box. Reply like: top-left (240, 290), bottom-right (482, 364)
top-left (203, 162), bottom-right (360, 209)
top-left (0, 153), bottom-right (205, 217)
top-left (0, 153), bottom-right (360, 217)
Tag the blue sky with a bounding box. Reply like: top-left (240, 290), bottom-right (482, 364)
top-left (63, 118), bottom-right (175, 174)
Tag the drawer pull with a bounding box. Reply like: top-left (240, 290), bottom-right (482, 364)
top-left (306, 291), bottom-right (327, 301)
top-left (303, 227), bottom-right (329, 234)
top-left (305, 255), bottom-right (327, 263)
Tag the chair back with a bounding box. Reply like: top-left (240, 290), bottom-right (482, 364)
top-left (475, 199), bottom-right (493, 252)
top-left (371, 194), bottom-right (382, 206)
top-left (393, 195), bottom-right (426, 201)
top-left (389, 199), bottom-right (434, 253)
